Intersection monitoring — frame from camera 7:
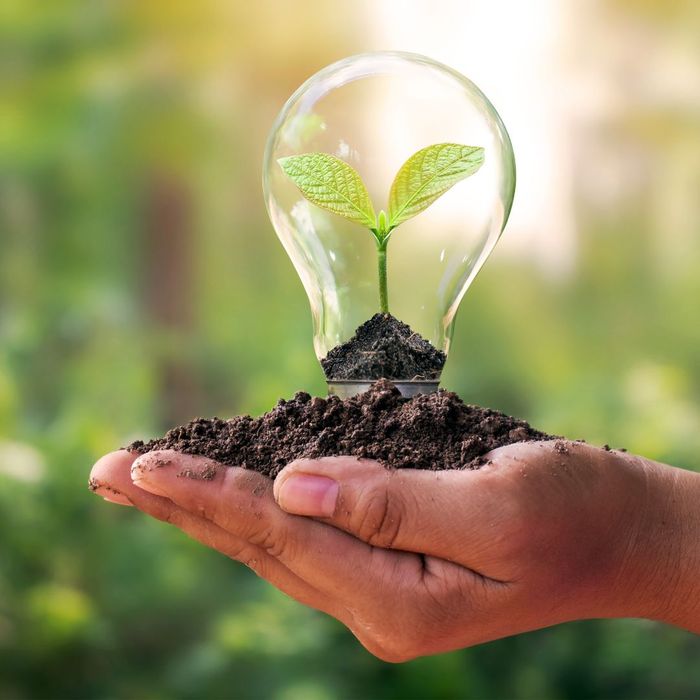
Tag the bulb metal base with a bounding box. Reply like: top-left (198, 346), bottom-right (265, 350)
top-left (327, 379), bottom-right (440, 399)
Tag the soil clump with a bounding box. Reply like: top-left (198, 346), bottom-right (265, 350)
top-left (128, 380), bottom-right (554, 478)
top-left (320, 313), bottom-right (446, 381)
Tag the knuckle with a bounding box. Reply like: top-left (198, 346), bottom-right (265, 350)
top-left (241, 552), bottom-right (270, 578)
top-left (164, 508), bottom-right (187, 528)
top-left (354, 482), bottom-right (404, 548)
top-left (255, 526), bottom-right (290, 560)
top-left (212, 535), bottom-right (268, 576)
top-left (214, 535), bottom-right (248, 561)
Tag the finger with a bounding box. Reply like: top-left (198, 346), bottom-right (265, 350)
top-left (89, 451), bottom-right (343, 617)
top-left (88, 472), bottom-right (133, 506)
top-left (130, 450), bottom-right (409, 602)
top-left (272, 456), bottom-right (512, 570)
top-left (130, 451), bottom-right (511, 662)
top-left (92, 451), bottom-right (252, 562)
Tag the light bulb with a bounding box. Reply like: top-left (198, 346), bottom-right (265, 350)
top-left (263, 51), bottom-right (515, 396)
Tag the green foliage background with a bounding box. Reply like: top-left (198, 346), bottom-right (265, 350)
top-left (1, 1), bottom-right (699, 698)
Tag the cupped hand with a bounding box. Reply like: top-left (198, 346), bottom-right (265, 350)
top-left (89, 441), bottom-right (700, 661)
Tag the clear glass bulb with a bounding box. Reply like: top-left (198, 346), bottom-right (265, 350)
top-left (263, 51), bottom-right (515, 391)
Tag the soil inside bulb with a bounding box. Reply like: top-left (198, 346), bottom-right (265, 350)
top-left (320, 313), bottom-right (446, 381)
top-left (127, 380), bottom-right (555, 478)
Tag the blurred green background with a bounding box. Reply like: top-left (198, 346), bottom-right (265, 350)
top-left (2, 1), bottom-right (700, 698)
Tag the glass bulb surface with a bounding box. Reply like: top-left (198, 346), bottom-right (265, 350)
top-left (263, 51), bottom-right (515, 375)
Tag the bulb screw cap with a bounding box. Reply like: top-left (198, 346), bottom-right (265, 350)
top-left (327, 379), bottom-right (439, 399)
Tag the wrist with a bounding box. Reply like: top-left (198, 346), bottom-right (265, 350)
top-left (625, 459), bottom-right (700, 631)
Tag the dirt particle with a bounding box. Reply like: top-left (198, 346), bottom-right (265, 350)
top-left (177, 464), bottom-right (217, 481)
top-left (508, 426), bottom-right (531, 442)
top-left (553, 440), bottom-right (569, 455)
top-left (89, 478), bottom-right (126, 498)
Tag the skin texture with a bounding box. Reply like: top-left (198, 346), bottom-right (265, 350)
top-left (89, 441), bottom-right (700, 662)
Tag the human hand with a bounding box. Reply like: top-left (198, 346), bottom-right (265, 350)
top-left (89, 441), bottom-right (700, 661)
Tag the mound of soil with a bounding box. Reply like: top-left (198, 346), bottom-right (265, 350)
top-left (128, 380), bottom-right (554, 478)
top-left (320, 313), bottom-right (446, 381)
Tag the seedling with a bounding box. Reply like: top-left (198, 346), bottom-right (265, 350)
top-left (279, 143), bottom-right (484, 314)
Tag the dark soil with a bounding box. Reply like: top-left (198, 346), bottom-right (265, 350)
top-left (128, 380), bottom-right (554, 478)
top-left (320, 313), bottom-right (446, 381)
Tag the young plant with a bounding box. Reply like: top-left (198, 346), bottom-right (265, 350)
top-left (278, 143), bottom-right (484, 314)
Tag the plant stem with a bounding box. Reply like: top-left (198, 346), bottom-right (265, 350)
top-left (377, 238), bottom-right (389, 314)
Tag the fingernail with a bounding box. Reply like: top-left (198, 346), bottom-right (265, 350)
top-left (131, 467), bottom-right (170, 497)
top-left (89, 481), bottom-right (133, 507)
top-left (276, 474), bottom-right (338, 517)
top-left (103, 494), bottom-right (132, 506)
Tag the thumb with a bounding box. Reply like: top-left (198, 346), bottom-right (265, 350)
top-left (273, 456), bottom-right (494, 557)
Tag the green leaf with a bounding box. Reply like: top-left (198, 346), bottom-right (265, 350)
top-left (388, 143), bottom-right (485, 228)
top-left (278, 153), bottom-right (376, 229)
